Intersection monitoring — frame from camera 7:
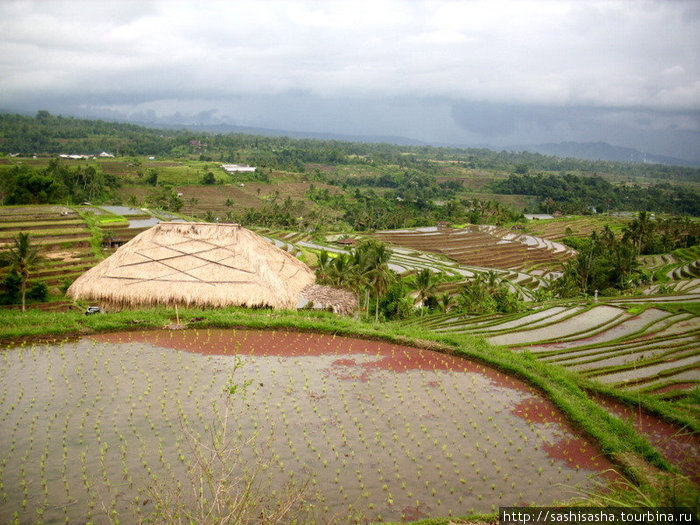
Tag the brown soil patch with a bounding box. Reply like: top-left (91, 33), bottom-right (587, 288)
top-left (650, 382), bottom-right (698, 394)
top-left (43, 251), bottom-right (84, 263)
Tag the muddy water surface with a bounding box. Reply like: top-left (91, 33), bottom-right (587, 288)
top-left (0, 329), bottom-right (615, 523)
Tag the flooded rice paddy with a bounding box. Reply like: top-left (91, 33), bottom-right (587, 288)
top-left (0, 329), bottom-right (616, 523)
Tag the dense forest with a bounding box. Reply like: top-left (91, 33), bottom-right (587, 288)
top-left (493, 173), bottom-right (700, 216)
top-left (1, 160), bottom-right (119, 205)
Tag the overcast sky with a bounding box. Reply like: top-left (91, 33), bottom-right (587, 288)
top-left (1, 0), bottom-right (699, 160)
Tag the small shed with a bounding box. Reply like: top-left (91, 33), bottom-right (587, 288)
top-left (336, 237), bottom-right (357, 246)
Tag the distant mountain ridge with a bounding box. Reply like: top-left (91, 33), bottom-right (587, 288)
top-left (2, 109), bottom-right (697, 168)
top-left (171, 121), bottom-right (698, 167)
top-left (508, 141), bottom-right (699, 167)
top-left (138, 121), bottom-right (427, 146)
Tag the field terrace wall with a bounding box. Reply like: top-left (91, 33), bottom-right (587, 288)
top-left (374, 225), bottom-right (574, 271)
top-left (0, 205), bottom-right (99, 296)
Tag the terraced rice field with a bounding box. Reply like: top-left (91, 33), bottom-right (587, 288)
top-left (523, 216), bottom-right (628, 242)
top-left (261, 230), bottom-right (564, 302)
top-left (288, 236), bottom-right (544, 302)
top-left (0, 330), bottom-right (616, 524)
top-left (0, 206), bottom-right (97, 295)
top-left (374, 226), bottom-right (573, 272)
top-left (0, 205), bottom-right (191, 298)
top-left (405, 301), bottom-right (700, 482)
top-left (409, 303), bottom-right (700, 400)
top-left (642, 247), bottom-right (700, 296)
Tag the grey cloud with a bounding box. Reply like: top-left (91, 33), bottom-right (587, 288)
top-left (0, 1), bottom-right (698, 161)
top-left (2, 0), bottom-right (698, 108)
top-left (450, 101), bottom-right (700, 160)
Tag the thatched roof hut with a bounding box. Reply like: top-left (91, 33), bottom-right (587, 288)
top-left (299, 284), bottom-right (358, 316)
top-left (67, 222), bottom-right (316, 310)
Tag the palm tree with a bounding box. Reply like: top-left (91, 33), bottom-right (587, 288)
top-left (624, 211), bottom-right (654, 252)
top-left (328, 253), bottom-right (352, 287)
top-left (437, 292), bottom-right (455, 313)
top-left (0, 232), bottom-right (40, 312)
top-left (368, 265), bottom-right (394, 322)
top-left (315, 250), bottom-right (333, 283)
top-left (484, 270), bottom-right (499, 291)
top-left (355, 240), bottom-right (394, 322)
top-left (413, 268), bottom-right (437, 315)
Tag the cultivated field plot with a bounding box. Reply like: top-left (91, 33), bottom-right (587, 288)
top-left (374, 226), bottom-right (573, 273)
top-left (116, 181), bottom-right (342, 220)
top-left (523, 216), bottom-right (628, 242)
top-left (0, 205), bottom-right (97, 299)
top-left (412, 304), bottom-right (700, 399)
top-left (0, 330), bottom-right (614, 524)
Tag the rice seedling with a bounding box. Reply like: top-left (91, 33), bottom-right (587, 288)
top-left (0, 329), bottom-right (624, 523)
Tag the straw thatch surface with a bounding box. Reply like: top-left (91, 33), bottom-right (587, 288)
top-left (67, 222), bottom-right (315, 310)
top-left (300, 284), bottom-right (358, 316)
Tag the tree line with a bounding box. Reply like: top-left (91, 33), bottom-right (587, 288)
top-left (493, 173), bottom-right (700, 216)
top-left (314, 240), bottom-right (523, 321)
top-left (2, 112), bottom-right (699, 183)
top-left (231, 188), bottom-right (521, 233)
top-left (0, 160), bottom-right (119, 205)
top-left (551, 212), bottom-right (698, 297)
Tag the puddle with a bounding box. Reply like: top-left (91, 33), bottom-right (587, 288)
top-left (128, 217), bottom-right (161, 228)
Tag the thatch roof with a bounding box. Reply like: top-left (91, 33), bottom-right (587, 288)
top-left (299, 284), bottom-right (358, 316)
top-left (67, 222), bottom-right (315, 310)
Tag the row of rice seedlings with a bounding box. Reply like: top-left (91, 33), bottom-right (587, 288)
top-left (529, 312), bottom-right (682, 357)
top-left (1, 330), bottom-right (613, 523)
top-left (536, 313), bottom-right (696, 360)
top-left (598, 343), bottom-right (700, 372)
top-left (548, 337), bottom-right (699, 370)
top-left (442, 304), bottom-right (590, 335)
top-left (193, 330), bottom-right (609, 520)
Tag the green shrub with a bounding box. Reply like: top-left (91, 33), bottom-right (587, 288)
top-left (0, 275), bottom-right (48, 304)
top-left (0, 272), bottom-right (21, 305)
top-left (27, 282), bottom-right (48, 302)
top-left (562, 235), bottom-right (592, 251)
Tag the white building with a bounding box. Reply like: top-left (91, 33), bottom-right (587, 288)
top-left (59, 154), bottom-right (89, 160)
top-left (221, 164), bottom-right (256, 174)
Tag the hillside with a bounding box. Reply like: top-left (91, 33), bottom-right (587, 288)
top-left (1, 113), bottom-right (699, 227)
